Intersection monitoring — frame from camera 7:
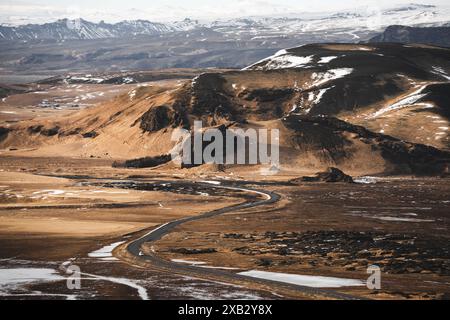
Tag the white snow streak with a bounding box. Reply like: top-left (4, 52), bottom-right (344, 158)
top-left (239, 270), bottom-right (364, 288)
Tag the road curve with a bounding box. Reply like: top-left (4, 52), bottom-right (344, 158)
top-left (116, 181), bottom-right (362, 300)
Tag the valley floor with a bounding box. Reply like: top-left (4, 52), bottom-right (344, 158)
top-left (0, 156), bottom-right (448, 300)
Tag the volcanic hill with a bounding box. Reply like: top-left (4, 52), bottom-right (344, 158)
top-left (1, 43), bottom-right (449, 176)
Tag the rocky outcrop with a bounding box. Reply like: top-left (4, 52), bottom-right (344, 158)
top-left (0, 84), bottom-right (28, 99)
top-left (140, 105), bottom-right (186, 133)
top-left (369, 25), bottom-right (450, 48)
top-left (284, 115), bottom-right (450, 175)
top-left (189, 73), bottom-right (238, 124)
top-left (0, 127), bottom-right (10, 142)
top-left (169, 248), bottom-right (217, 254)
top-left (26, 125), bottom-right (60, 137)
top-left (112, 154), bottom-right (172, 168)
top-left (291, 167), bottom-right (354, 183)
top-left (239, 88), bottom-right (295, 103)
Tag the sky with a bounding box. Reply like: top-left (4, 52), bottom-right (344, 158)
top-left (0, 0), bottom-right (449, 24)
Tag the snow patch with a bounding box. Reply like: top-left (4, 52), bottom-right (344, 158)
top-left (171, 259), bottom-right (239, 270)
top-left (0, 268), bottom-right (68, 298)
top-left (431, 66), bottom-right (450, 80)
top-left (355, 46), bottom-right (372, 51)
top-left (122, 77), bottom-right (135, 84)
top-left (171, 259), bottom-right (207, 266)
top-left (312, 86), bottom-right (334, 105)
top-left (0, 268), bottom-right (64, 287)
top-left (369, 85), bottom-right (428, 118)
top-left (318, 56), bottom-right (338, 63)
top-left (311, 68), bottom-right (353, 87)
top-left (88, 241), bottom-right (125, 258)
top-left (200, 180), bottom-right (221, 185)
top-left (354, 176), bottom-right (378, 184)
top-left (32, 189), bottom-right (65, 196)
top-left (262, 54), bottom-right (313, 70)
top-left (128, 89), bottom-right (137, 101)
top-left (243, 50), bottom-right (313, 70)
top-left (238, 270), bottom-right (364, 288)
top-left (372, 216), bottom-right (434, 223)
top-left (414, 102), bottom-right (434, 110)
top-left (68, 76), bottom-right (104, 83)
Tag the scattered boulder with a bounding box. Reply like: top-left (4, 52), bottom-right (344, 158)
top-left (291, 167), bottom-right (354, 184)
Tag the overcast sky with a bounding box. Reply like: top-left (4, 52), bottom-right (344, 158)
top-left (0, 0), bottom-right (449, 24)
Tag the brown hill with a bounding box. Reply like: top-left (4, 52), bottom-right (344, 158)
top-left (1, 43), bottom-right (449, 176)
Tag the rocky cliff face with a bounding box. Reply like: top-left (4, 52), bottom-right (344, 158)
top-left (369, 25), bottom-right (450, 48)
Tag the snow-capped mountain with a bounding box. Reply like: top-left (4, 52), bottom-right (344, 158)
top-left (210, 3), bottom-right (450, 39)
top-left (369, 25), bottom-right (450, 47)
top-left (0, 18), bottom-right (175, 40)
top-left (0, 3), bottom-right (448, 41)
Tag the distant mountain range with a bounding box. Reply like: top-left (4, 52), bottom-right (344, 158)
top-left (0, 3), bottom-right (449, 41)
top-left (369, 25), bottom-right (450, 47)
top-left (0, 3), bottom-right (449, 79)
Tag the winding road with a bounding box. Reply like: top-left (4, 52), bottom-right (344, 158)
top-left (106, 180), bottom-right (362, 300)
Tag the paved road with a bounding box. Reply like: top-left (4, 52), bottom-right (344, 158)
top-left (117, 181), bottom-right (362, 300)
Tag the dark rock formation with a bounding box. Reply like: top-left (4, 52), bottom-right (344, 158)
top-left (0, 84), bottom-right (28, 99)
top-left (112, 154), bottom-right (171, 168)
top-left (27, 125), bottom-right (43, 134)
top-left (27, 125), bottom-right (60, 136)
top-left (316, 167), bottom-right (354, 183)
top-left (189, 73), bottom-right (238, 124)
top-left (41, 126), bottom-right (60, 136)
top-left (0, 127), bottom-right (10, 142)
top-left (82, 131), bottom-right (98, 138)
top-left (170, 248), bottom-right (217, 254)
top-left (284, 115), bottom-right (450, 175)
top-left (291, 167), bottom-right (354, 184)
top-left (369, 25), bottom-right (450, 48)
top-left (257, 258), bottom-right (273, 266)
top-left (239, 88), bottom-right (295, 103)
top-left (140, 105), bottom-right (186, 133)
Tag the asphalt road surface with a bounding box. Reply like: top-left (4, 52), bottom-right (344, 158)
top-left (111, 180), bottom-right (362, 300)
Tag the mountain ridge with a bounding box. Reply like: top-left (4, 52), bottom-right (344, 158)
top-left (1, 3), bottom-right (449, 41)
top-left (0, 18), bottom-right (175, 40)
top-left (369, 25), bottom-right (450, 47)
top-left (1, 43), bottom-right (449, 175)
